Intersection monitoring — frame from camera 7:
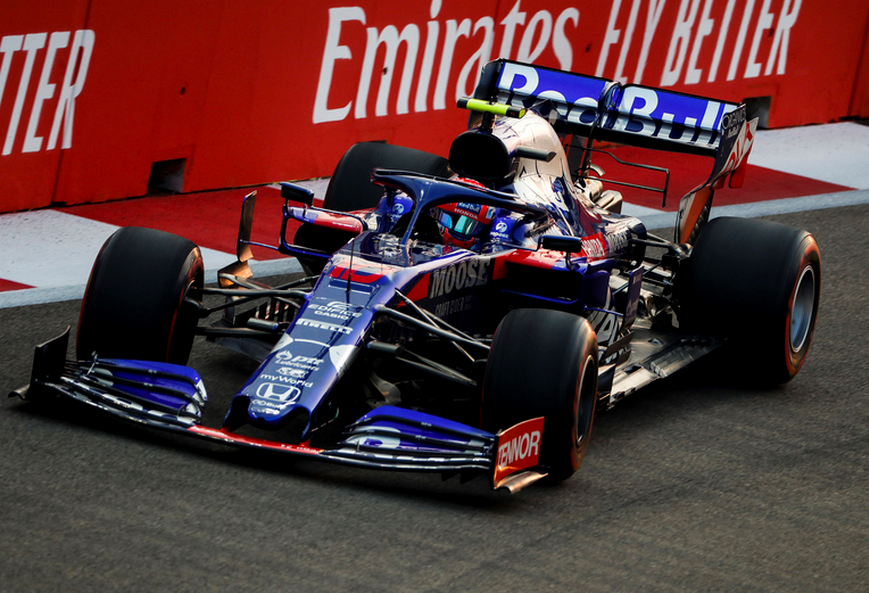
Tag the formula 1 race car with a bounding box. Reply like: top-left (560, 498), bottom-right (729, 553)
top-left (15, 60), bottom-right (820, 493)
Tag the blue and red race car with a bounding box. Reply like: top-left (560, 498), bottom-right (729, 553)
top-left (15, 60), bottom-right (820, 492)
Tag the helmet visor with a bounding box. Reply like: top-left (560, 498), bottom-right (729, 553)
top-left (434, 210), bottom-right (487, 239)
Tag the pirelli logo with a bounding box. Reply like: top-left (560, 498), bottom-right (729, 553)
top-left (428, 259), bottom-right (490, 299)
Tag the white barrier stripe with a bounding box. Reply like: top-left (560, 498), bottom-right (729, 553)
top-left (0, 256), bottom-right (304, 309)
top-left (641, 189), bottom-right (869, 231)
top-left (749, 123), bottom-right (869, 191)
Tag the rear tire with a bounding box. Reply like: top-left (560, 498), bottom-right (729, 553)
top-left (77, 227), bottom-right (204, 364)
top-left (483, 309), bottom-right (598, 481)
top-left (324, 142), bottom-right (450, 212)
top-left (677, 217), bottom-right (821, 384)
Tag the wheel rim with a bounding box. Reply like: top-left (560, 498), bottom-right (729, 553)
top-left (575, 355), bottom-right (596, 444)
top-left (790, 265), bottom-right (816, 353)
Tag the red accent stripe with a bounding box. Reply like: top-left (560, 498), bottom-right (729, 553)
top-left (404, 274), bottom-right (430, 302)
top-left (0, 278), bottom-right (34, 292)
top-left (329, 266), bottom-right (385, 284)
top-left (678, 186), bottom-right (713, 243)
top-left (491, 252), bottom-right (510, 280)
top-left (506, 249), bottom-right (564, 269)
top-left (189, 425), bottom-right (322, 455)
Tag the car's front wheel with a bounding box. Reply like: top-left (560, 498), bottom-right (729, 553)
top-left (482, 309), bottom-right (599, 481)
top-left (77, 226), bottom-right (204, 364)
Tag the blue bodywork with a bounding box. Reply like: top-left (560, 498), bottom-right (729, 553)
top-left (18, 59), bottom-right (757, 492)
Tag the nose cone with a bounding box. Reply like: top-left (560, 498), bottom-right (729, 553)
top-left (225, 394), bottom-right (313, 445)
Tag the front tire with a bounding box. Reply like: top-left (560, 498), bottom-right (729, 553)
top-left (77, 227), bottom-right (204, 364)
top-left (677, 217), bottom-right (821, 384)
top-left (483, 309), bottom-right (599, 481)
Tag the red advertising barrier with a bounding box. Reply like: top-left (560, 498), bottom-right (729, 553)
top-left (0, 0), bottom-right (90, 210)
top-left (1, 0), bottom-right (868, 212)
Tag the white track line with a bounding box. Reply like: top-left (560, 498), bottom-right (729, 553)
top-left (0, 210), bottom-right (238, 285)
top-left (639, 188), bottom-right (869, 231)
top-left (750, 123), bottom-right (869, 190)
top-left (0, 251), bottom-right (302, 309)
top-left (0, 209), bottom-right (301, 308)
top-left (0, 210), bottom-right (118, 289)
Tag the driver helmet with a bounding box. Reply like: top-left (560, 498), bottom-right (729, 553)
top-left (433, 201), bottom-right (498, 248)
top-left (432, 177), bottom-right (498, 248)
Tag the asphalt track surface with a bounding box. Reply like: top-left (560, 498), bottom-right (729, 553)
top-left (1, 203), bottom-right (867, 592)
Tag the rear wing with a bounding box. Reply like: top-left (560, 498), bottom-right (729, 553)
top-left (473, 59), bottom-right (742, 157)
top-left (472, 60), bottom-right (757, 242)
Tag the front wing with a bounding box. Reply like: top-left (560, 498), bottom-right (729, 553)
top-left (12, 329), bottom-right (546, 493)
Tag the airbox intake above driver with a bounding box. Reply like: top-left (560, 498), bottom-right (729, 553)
top-left (449, 131), bottom-right (511, 183)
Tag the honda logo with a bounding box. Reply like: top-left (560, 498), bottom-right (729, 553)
top-left (255, 382), bottom-right (301, 403)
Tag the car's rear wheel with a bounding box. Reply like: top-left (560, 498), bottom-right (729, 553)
top-left (677, 216), bottom-right (821, 384)
top-left (77, 226), bottom-right (204, 364)
top-left (482, 309), bottom-right (598, 481)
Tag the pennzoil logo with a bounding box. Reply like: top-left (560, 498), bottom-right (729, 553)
top-left (429, 259), bottom-right (490, 298)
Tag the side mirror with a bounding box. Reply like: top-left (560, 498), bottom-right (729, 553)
top-left (280, 182), bottom-right (314, 207)
top-left (539, 235), bottom-right (583, 254)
